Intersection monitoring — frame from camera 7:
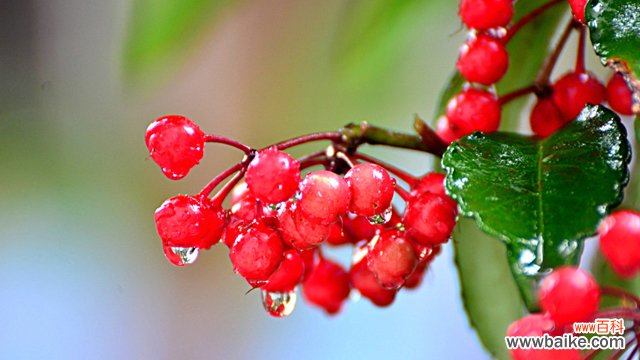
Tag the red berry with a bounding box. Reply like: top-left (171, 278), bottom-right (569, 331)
top-left (606, 73), bottom-right (634, 116)
top-left (145, 115), bottom-right (205, 180)
top-left (326, 219), bottom-right (356, 246)
top-left (229, 220), bottom-right (285, 283)
top-left (599, 210), bottom-right (640, 277)
top-left (530, 98), bottom-right (566, 138)
top-left (435, 116), bottom-right (462, 144)
top-left (411, 172), bottom-right (457, 209)
top-left (230, 182), bottom-right (250, 204)
top-left (367, 230), bottom-right (418, 289)
top-left (403, 193), bottom-right (457, 246)
top-left (302, 257), bottom-right (351, 314)
top-left (446, 88), bottom-right (501, 136)
top-left (345, 163), bottom-right (395, 217)
top-left (456, 34), bottom-right (509, 85)
top-left (343, 213), bottom-right (378, 241)
top-left (552, 72), bottom-right (606, 121)
top-left (154, 195), bottom-right (226, 249)
top-left (350, 256), bottom-right (396, 307)
top-left (299, 248), bottom-right (320, 281)
top-left (277, 202), bottom-right (330, 250)
top-left (162, 243), bottom-right (199, 266)
top-left (298, 171), bottom-right (351, 223)
top-left (458, 0), bottom-right (514, 30)
top-left (262, 249), bottom-right (305, 292)
top-left (568, 0), bottom-right (588, 23)
top-left (245, 147), bottom-right (301, 204)
top-left (404, 261), bottom-right (428, 289)
top-left (506, 314), bottom-right (582, 360)
top-left (538, 266), bottom-right (600, 325)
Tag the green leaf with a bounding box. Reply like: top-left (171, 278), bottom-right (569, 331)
top-left (123, 0), bottom-right (235, 82)
top-left (586, 0), bottom-right (640, 104)
top-left (443, 104), bottom-right (631, 308)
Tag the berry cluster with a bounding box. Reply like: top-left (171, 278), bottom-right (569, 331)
top-left (146, 115), bottom-right (457, 316)
top-left (435, 0), bottom-right (637, 143)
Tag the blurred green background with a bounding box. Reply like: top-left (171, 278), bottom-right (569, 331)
top-left (0, 0), bottom-right (578, 358)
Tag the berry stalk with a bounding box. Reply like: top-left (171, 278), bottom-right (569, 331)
top-left (503, 0), bottom-right (565, 44)
top-left (205, 134), bottom-right (253, 153)
top-left (340, 122), bottom-right (445, 157)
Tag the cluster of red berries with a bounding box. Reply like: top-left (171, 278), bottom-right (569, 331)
top-left (146, 115), bottom-right (458, 316)
top-left (507, 266), bottom-right (600, 359)
top-left (435, 0), bottom-right (637, 143)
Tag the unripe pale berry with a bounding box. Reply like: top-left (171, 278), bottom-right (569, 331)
top-left (154, 195), bottom-right (226, 249)
top-left (529, 97), bottom-right (566, 137)
top-left (446, 88), bottom-right (501, 136)
top-left (599, 210), bottom-right (640, 278)
top-left (262, 249), bottom-right (305, 292)
top-left (345, 163), bottom-right (395, 217)
top-left (145, 115), bottom-right (205, 180)
top-left (367, 230), bottom-right (418, 289)
top-left (538, 266), bottom-right (600, 325)
top-left (350, 256), bottom-right (396, 307)
top-left (458, 0), bottom-right (514, 30)
top-left (246, 147), bottom-right (301, 204)
top-left (403, 193), bottom-right (458, 246)
top-left (229, 220), bottom-right (285, 283)
top-left (507, 314), bottom-right (582, 360)
top-left (457, 34), bottom-right (509, 85)
top-left (298, 170), bottom-right (351, 223)
top-left (302, 257), bottom-right (351, 315)
top-left (606, 73), bottom-right (634, 116)
top-left (552, 72), bottom-right (606, 121)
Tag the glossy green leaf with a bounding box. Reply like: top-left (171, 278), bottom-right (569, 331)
top-left (124, 0), bottom-right (235, 82)
top-left (443, 105), bottom-right (631, 308)
top-left (586, 0), bottom-right (640, 99)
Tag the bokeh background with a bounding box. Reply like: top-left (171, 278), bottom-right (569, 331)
top-left (0, 0), bottom-right (614, 359)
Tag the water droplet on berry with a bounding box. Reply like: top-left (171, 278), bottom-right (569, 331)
top-left (165, 246), bottom-right (199, 266)
top-left (261, 290), bottom-right (297, 317)
top-left (367, 207), bottom-right (392, 225)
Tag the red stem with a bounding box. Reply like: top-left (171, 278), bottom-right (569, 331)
top-left (601, 286), bottom-right (640, 307)
top-left (498, 85), bottom-right (537, 106)
top-left (205, 134), bottom-right (253, 153)
top-left (504, 0), bottom-right (565, 43)
top-left (211, 169), bottom-right (246, 207)
top-left (352, 152), bottom-right (418, 187)
top-left (536, 20), bottom-right (577, 86)
top-left (394, 184), bottom-right (412, 201)
top-left (300, 158), bottom-right (328, 170)
top-left (575, 26), bottom-right (586, 74)
top-left (270, 132), bottom-right (342, 151)
top-left (595, 309), bottom-right (640, 322)
top-left (199, 162), bottom-right (245, 198)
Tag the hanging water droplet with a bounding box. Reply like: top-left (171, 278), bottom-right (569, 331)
top-left (163, 245), bottom-right (199, 266)
top-left (261, 290), bottom-right (297, 318)
top-left (367, 207), bottom-right (393, 225)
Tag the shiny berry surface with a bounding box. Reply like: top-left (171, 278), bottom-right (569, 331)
top-left (599, 210), bottom-right (640, 278)
top-left (529, 98), bottom-right (566, 138)
top-left (538, 266), bottom-right (600, 324)
top-left (506, 314), bottom-right (582, 360)
top-left (302, 257), bottom-right (351, 315)
top-left (411, 172), bottom-right (457, 209)
top-left (435, 116), bottom-right (462, 144)
top-left (551, 72), bottom-right (606, 121)
top-left (350, 256), bottom-right (396, 307)
top-left (154, 195), bottom-right (226, 249)
top-left (245, 147), bottom-right (301, 204)
top-left (458, 0), bottom-right (514, 30)
top-left (262, 249), bottom-right (305, 292)
top-left (367, 230), bottom-right (418, 289)
top-left (606, 73), bottom-right (634, 116)
top-left (277, 202), bottom-right (330, 250)
top-left (229, 221), bottom-right (285, 282)
top-left (456, 34), bottom-right (508, 85)
top-left (403, 193), bottom-right (457, 246)
top-left (345, 163), bottom-right (395, 217)
top-left (145, 115), bottom-right (205, 180)
top-left (446, 88), bottom-right (501, 136)
top-left (298, 170), bottom-right (351, 223)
